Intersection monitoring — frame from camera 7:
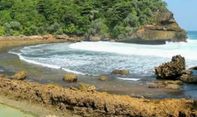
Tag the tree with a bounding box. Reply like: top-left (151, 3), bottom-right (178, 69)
top-left (0, 0), bottom-right (166, 37)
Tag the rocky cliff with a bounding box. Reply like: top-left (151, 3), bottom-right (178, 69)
top-left (118, 9), bottom-right (187, 43)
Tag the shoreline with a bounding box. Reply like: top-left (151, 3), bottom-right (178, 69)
top-left (0, 36), bottom-right (196, 116)
top-left (0, 50), bottom-right (187, 99)
top-left (0, 36), bottom-right (82, 117)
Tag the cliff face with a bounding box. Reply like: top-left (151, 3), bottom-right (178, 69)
top-left (121, 10), bottom-right (187, 43)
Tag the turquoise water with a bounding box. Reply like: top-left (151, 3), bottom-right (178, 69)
top-left (0, 104), bottom-right (34, 117)
top-left (188, 31), bottom-right (197, 40)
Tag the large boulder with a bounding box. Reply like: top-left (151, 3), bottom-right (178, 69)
top-left (155, 55), bottom-right (185, 80)
top-left (63, 73), bottom-right (78, 83)
top-left (11, 71), bottom-right (27, 80)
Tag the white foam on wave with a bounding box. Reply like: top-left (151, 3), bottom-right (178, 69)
top-left (69, 39), bottom-right (197, 60)
top-left (9, 51), bottom-right (85, 75)
top-left (117, 77), bottom-right (140, 81)
top-left (9, 51), bottom-right (61, 69)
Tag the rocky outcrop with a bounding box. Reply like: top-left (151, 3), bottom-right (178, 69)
top-left (0, 77), bottom-right (197, 117)
top-left (125, 10), bottom-right (187, 42)
top-left (155, 55), bottom-right (186, 80)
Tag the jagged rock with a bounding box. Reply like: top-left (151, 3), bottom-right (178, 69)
top-left (112, 69), bottom-right (129, 76)
top-left (99, 75), bottom-right (109, 81)
top-left (78, 83), bottom-right (96, 92)
top-left (121, 9), bottom-right (187, 42)
top-left (63, 73), bottom-right (78, 83)
top-left (155, 55), bottom-right (185, 80)
top-left (11, 71), bottom-right (27, 80)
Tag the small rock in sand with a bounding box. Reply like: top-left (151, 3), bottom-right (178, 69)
top-left (11, 71), bottom-right (27, 80)
top-left (63, 73), bottom-right (78, 83)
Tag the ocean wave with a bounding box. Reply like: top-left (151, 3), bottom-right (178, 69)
top-left (9, 51), bottom-right (61, 69)
top-left (9, 51), bottom-right (85, 75)
top-left (8, 38), bottom-right (197, 79)
top-left (69, 40), bottom-right (197, 60)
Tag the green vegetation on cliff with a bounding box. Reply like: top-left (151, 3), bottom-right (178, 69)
top-left (0, 0), bottom-right (166, 38)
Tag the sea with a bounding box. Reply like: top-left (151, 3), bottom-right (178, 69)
top-left (10, 31), bottom-right (197, 79)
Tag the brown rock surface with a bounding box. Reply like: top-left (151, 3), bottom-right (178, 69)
top-left (155, 55), bottom-right (186, 80)
top-left (11, 71), bottom-right (27, 80)
top-left (0, 77), bottom-right (197, 116)
top-left (78, 83), bottom-right (96, 92)
top-left (63, 73), bottom-right (78, 83)
top-left (126, 10), bottom-right (187, 42)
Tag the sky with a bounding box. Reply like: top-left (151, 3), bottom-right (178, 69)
top-left (165, 0), bottom-right (197, 31)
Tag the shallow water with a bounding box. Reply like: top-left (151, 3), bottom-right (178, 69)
top-left (0, 104), bottom-right (34, 117)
